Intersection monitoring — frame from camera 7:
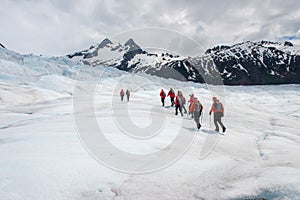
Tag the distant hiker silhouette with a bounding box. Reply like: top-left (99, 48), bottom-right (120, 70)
top-left (126, 89), bottom-right (130, 102)
top-left (120, 89), bottom-right (125, 101)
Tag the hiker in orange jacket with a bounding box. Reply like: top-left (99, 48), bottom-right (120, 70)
top-left (209, 97), bottom-right (226, 133)
top-left (189, 97), bottom-right (203, 129)
top-left (188, 93), bottom-right (195, 118)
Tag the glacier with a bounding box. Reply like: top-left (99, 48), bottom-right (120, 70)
top-left (0, 47), bottom-right (300, 199)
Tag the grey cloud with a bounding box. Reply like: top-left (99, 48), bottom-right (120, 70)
top-left (1, 0), bottom-right (299, 56)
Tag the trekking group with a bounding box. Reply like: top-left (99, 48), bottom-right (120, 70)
top-left (160, 88), bottom-right (226, 133)
top-left (120, 88), bottom-right (226, 133)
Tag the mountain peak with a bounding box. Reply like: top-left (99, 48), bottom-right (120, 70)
top-left (98, 38), bottom-right (113, 48)
top-left (124, 38), bottom-right (141, 51)
top-left (125, 38), bottom-right (135, 44)
top-left (0, 43), bottom-right (5, 49)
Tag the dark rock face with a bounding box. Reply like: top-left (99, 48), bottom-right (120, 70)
top-left (116, 39), bottom-right (145, 71)
top-left (67, 39), bottom-right (300, 85)
top-left (204, 41), bottom-right (300, 85)
top-left (284, 41), bottom-right (293, 47)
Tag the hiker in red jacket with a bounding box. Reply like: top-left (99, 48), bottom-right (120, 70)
top-left (209, 97), bottom-right (226, 133)
top-left (167, 88), bottom-right (175, 106)
top-left (120, 89), bottom-right (125, 101)
top-left (160, 89), bottom-right (166, 106)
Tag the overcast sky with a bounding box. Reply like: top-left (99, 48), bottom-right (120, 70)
top-left (1, 0), bottom-right (300, 56)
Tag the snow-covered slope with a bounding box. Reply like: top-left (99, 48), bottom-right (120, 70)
top-left (0, 45), bottom-right (300, 199)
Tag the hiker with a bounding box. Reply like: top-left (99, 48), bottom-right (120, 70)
top-left (120, 89), bottom-right (125, 101)
top-left (209, 97), bottom-right (226, 133)
top-left (126, 89), bottom-right (130, 102)
top-left (167, 88), bottom-right (175, 106)
top-left (189, 97), bottom-right (203, 130)
top-left (178, 91), bottom-right (187, 113)
top-left (188, 93), bottom-right (195, 118)
top-left (174, 91), bottom-right (184, 117)
top-left (160, 89), bottom-right (166, 106)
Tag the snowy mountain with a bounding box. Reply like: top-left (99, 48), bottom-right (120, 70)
top-left (66, 38), bottom-right (195, 81)
top-left (66, 38), bottom-right (187, 80)
top-left (67, 38), bottom-right (145, 67)
top-left (202, 40), bottom-right (300, 85)
top-left (68, 39), bottom-right (300, 85)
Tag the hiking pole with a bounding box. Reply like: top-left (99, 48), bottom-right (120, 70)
top-left (209, 114), bottom-right (212, 129)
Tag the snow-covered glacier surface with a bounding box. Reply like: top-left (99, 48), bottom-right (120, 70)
top-left (0, 48), bottom-right (300, 199)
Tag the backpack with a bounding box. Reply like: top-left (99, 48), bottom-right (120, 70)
top-left (194, 102), bottom-right (202, 112)
top-left (178, 96), bottom-right (183, 105)
top-left (215, 102), bottom-right (223, 112)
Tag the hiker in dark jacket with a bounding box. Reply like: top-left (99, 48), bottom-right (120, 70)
top-left (178, 91), bottom-right (187, 114)
top-left (126, 89), bottom-right (130, 102)
top-left (174, 91), bottom-right (185, 117)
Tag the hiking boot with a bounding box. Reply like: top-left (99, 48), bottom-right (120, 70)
top-left (197, 123), bottom-right (201, 129)
top-left (222, 127), bottom-right (226, 133)
top-left (215, 129), bottom-right (219, 132)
